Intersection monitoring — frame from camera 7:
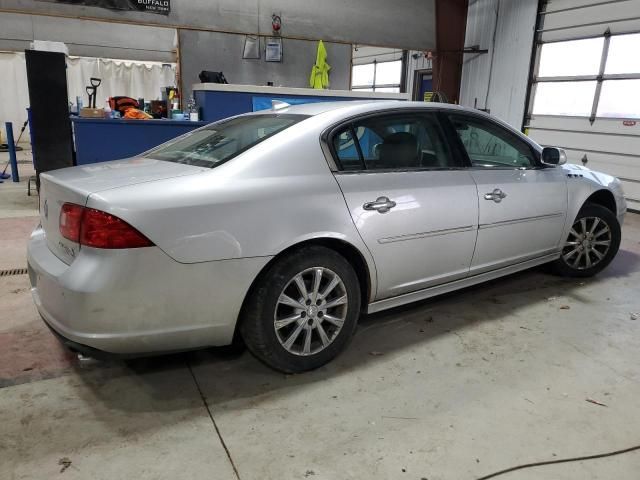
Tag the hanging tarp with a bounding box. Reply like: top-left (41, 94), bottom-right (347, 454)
top-left (37, 0), bottom-right (170, 15)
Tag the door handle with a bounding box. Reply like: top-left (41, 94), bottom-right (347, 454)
top-left (363, 196), bottom-right (397, 213)
top-left (484, 188), bottom-right (507, 203)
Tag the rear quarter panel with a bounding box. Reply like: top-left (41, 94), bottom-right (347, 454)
top-left (86, 119), bottom-right (377, 292)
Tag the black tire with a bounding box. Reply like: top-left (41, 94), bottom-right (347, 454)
top-left (239, 245), bottom-right (361, 373)
top-left (551, 203), bottom-right (621, 277)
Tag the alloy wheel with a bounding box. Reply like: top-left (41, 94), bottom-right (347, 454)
top-left (274, 267), bottom-right (348, 356)
top-left (561, 216), bottom-right (612, 270)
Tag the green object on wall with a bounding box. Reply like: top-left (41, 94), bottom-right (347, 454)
top-left (309, 40), bottom-right (331, 89)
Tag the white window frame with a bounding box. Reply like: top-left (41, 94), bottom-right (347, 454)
top-left (351, 59), bottom-right (402, 93)
top-left (531, 31), bottom-right (640, 122)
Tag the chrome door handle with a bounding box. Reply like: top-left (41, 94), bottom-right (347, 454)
top-left (363, 196), bottom-right (397, 213)
top-left (484, 188), bottom-right (507, 203)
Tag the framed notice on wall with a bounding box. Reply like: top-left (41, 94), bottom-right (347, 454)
top-left (265, 37), bottom-right (283, 62)
top-left (38, 0), bottom-right (171, 15)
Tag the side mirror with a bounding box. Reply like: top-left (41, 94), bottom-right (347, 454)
top-left (541, 147), bottom-right (567, 166)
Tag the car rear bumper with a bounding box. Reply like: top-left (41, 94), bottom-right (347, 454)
top-left (27, 226), bottom-right (271, 355)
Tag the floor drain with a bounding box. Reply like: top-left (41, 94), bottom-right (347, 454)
top-left (0, 268), bottom-right (28, 277)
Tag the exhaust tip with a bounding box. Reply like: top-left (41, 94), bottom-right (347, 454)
top-left (76, 353), bottom-right (100, 368)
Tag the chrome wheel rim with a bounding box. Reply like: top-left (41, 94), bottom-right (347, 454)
top-left (274, 267), bottom-right (348, 356)
top-left (562, 216), bottom-right (612, 270)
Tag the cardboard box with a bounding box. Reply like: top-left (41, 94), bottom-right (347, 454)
top-left (80, 108), bottom-right (105, 118)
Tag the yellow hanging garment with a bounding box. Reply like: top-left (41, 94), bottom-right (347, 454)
top-left (309, 40), bottom-right (331, 89)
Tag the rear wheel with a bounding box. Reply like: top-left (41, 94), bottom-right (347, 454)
top-left (240, 246), bottom-right (361, 373)
top-left (551, 203), bottom-right (621, 277)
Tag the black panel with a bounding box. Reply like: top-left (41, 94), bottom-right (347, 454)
top-left (25, 50), bottom-right (74, 176)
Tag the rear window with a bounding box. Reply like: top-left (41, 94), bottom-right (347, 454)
top-left (145, 114), bottom-right (307, 168)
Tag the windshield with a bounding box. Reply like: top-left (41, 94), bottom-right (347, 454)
top-left (145, 114), bottom-right (307, 168)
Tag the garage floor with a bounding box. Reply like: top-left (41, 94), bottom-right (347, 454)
top-left (1, 151), bottom-right (640, 480)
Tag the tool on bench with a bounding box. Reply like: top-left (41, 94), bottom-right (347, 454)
top-left (85, 77), bottom-right (101, 109)
top-left (80, 78), bottom-right (104, 118)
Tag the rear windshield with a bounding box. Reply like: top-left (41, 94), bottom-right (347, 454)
top-left (145, 114), bottom-right (307, 168)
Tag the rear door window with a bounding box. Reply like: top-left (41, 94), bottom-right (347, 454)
top-left (332, 112), bottom-right (460, 171)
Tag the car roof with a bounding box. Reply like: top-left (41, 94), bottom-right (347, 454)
top-left (264, 100), bottom-right (468, 117)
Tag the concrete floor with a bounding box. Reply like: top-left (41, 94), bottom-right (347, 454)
top-left (1, 149), bottom-right (640, 479)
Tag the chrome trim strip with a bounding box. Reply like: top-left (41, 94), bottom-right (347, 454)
top-left (378, 225), bottom-right (475, 244)
top-left (367, 252), bottom-right (560, 314)
top-left (479, 212), bottom-right (565, 230)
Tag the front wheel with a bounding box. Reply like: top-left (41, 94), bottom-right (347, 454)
top-left (551, 203), bottom-right (621, 277)
top-left (240, 245), bottom-right (361, 373)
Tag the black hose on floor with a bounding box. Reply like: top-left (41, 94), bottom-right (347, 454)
top-left (476, 444), bottom-right (640, 480)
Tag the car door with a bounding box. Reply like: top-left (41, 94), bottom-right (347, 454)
top-left (446, 113), bottom-right (568, 274)
top-left (329, 111), bottom-right (479, 300)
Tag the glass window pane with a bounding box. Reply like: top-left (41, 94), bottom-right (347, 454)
top-left (449, 115), bottom-right (536, 169)
top-left (375, 60), bottom-right (402, 86)
top-left (605, 33), bottom-right (640, 74)
top-left (145, 114), bottom-right (305, 168)
top-left (597, 79), bottom-right (640, 118)
top-left (352, 64), bottom-right (374, 87)
top-left (351, 114), bottom-right (458, 170)
top-left (532, 81), bottom-right (597, 116)
top-left (332, 128), bottom-right (362, 170)
top-left (538, 38), bottom-right (604, 77)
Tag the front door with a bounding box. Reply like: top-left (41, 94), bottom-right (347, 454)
top-left (447, 113), bottom-right (568, 274)
top-left (330, 111), bottom-right (479, 300)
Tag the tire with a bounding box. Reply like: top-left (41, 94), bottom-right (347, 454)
top-left (551, 203), bottom-right (621, 277)
top-left (239, 245), bottom-right (361, 373)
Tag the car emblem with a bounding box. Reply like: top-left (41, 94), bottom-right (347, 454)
top-left (43, 199), bottom-right (48, 219)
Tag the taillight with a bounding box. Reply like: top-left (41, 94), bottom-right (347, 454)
top-left (59, 203), bottom-right (153, 249)
top-left (59, 203), bottom-right (83, 243)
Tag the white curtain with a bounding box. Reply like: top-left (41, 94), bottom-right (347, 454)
top-left (0, 52), bottom-right (176, 144)
top-left (66, 57), bottom-right (176, 109)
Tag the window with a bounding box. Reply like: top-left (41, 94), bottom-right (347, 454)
top-left (449, 115), bottom-right (536, 169)
top-left (605, 33), bottom-right (640, 74)
top-left (351, 60), bottom-right (403, 92)
top-left (333, 129), bottom-right (363, 170)
top-left (146, 114), bottom-right (306, 168)
top-left (537, 38), bottom-right (603, 77)
top-left (531, 32), bottom-right (640, 120)
top-left (532, 81), bottom-right (597, 116)
top-left (332, 113), bottom-right (457, 171)
top-left (597, 79), bottom-right (640, 118)
top-left (352, 63), bottom-right (375, 87)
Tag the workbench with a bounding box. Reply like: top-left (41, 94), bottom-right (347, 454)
top-left (71, 117), bottom-right (208, 165)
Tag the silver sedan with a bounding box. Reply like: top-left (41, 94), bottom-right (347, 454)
top-left (27, 101), bottom-right (626, 372)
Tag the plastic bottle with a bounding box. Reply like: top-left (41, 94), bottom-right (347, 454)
top-left (104, 101), bottom-right (112, 119)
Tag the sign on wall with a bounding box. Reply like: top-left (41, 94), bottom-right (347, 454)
top-left (39, 0), bottom-right (171, 15)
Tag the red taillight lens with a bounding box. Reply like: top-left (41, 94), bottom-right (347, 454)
top-left (81, 208), bottom-right (153, 249)
top-left (59, 203), bottom-right (84, 243)
top-left (59, 203), bottom-right (153, 249)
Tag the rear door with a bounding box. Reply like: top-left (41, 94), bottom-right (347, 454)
top-left (446, 113), bottom-right (568, 274)
top-left (329, 111), bottom-right (479, 300)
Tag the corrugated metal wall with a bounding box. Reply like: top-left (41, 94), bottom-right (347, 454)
top-left (460, 0), bottom-right (537, 128)
top-left (526, 0), bottom-right (640, 211)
